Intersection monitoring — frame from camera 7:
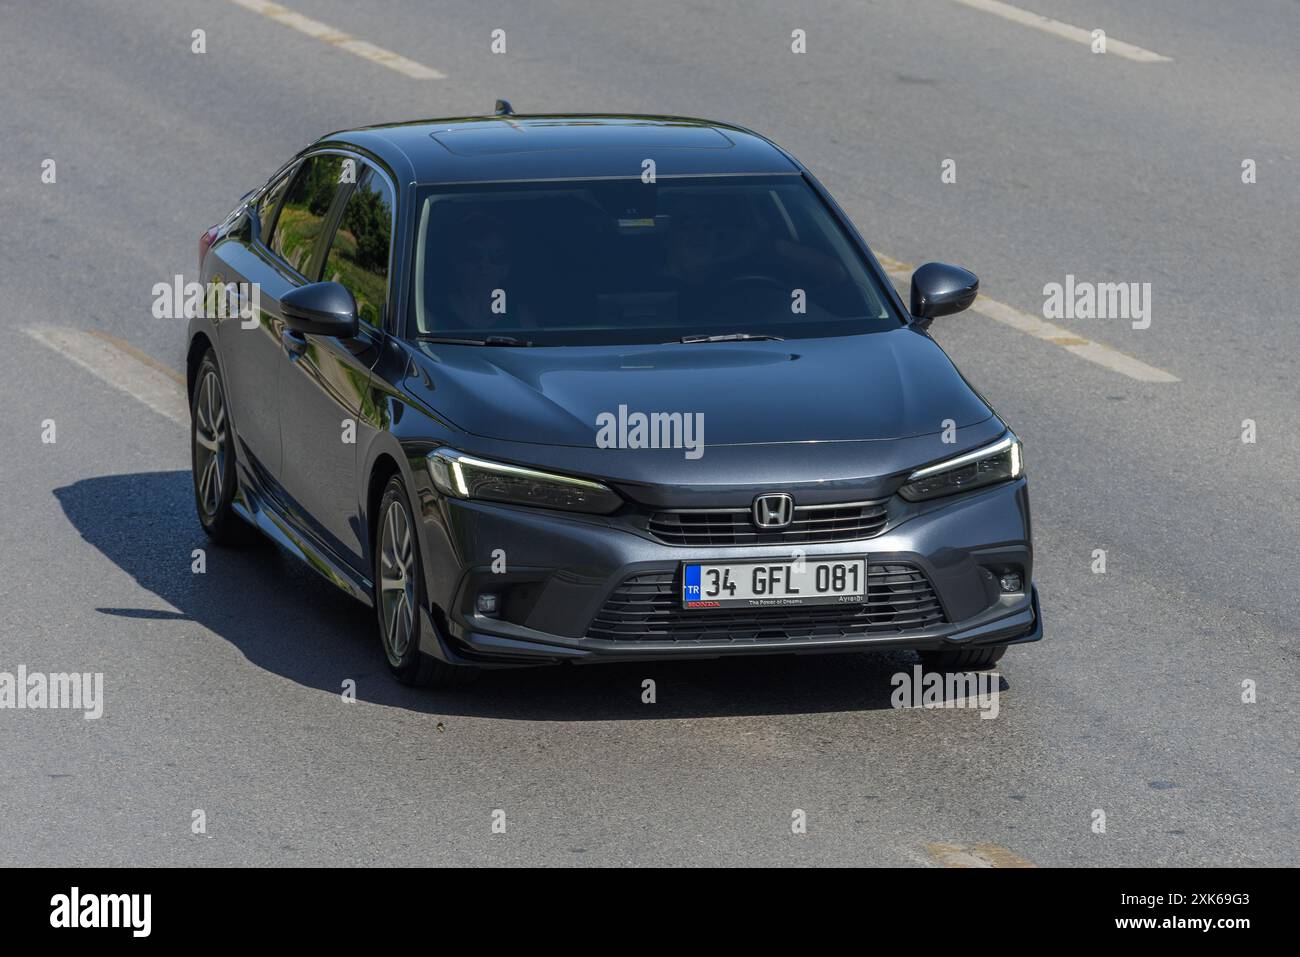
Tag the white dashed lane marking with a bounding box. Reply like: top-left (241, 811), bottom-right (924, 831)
top-left (875, 253), bottom-right (1180, 384)
top-left (25, 326), bottom-right (189, 428)
top-left (948, 0), bottom-right (1172, 63)
top-left (226, 0), bottom-right (447, 79)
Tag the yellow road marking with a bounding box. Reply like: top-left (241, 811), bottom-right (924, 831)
top-left (926, 842), bottom-right (1036, 867)
top-left (875, 252), bottom-right (1179, 383)
top-left (226, 0), bottom-right (446, 79)
top-left (947, 0), bottom-right (1172, 63)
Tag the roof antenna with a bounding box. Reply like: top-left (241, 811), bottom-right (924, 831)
top-left (494, 99), bottom-right (515, 116)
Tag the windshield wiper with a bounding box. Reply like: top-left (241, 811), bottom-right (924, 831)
top-left (675, 333), bottom-right (785, 343)
top-left (417, 335), bottom-right (534, 347)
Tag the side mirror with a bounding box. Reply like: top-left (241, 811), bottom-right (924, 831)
top-left (280, 282), bottom-right (359, 338)
top-left (909, 262), bottom-right (979, 326)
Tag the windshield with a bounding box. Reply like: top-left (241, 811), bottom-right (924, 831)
top-left (410, 175), bottom-right (901, 346)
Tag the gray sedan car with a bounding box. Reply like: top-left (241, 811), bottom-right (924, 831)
top-left (188, 108), bottom-right (1040, 686)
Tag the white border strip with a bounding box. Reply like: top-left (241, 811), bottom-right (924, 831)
top-left (226, 0), bottom-right (446, 79)
top-left (948, 0), bottom-right (1172, 63)
top-left (25, 326), bottom-right (190, 427)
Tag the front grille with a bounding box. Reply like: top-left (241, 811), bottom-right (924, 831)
top-left (586, 562), bottom-right (945, 643)
top-left (647, 501), bottom-right (888, 546)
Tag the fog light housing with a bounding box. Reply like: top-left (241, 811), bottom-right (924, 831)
top-left (475, 593), bottom-right (500, 616)
top-left (998, 573), bottom-right (1023, 593)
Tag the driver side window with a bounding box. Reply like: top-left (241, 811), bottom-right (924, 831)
top-left (322, 164), bottom-right (394, 330)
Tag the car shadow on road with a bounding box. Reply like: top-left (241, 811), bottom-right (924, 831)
top-left (55, 470), bottom-right (994, 721)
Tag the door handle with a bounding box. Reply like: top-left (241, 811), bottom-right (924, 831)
top-left (281, 328), bottom-right (308, 357)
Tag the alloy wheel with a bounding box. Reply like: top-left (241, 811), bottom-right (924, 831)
top-left (193, 368), bottom-right (227, 519)
top-left (378, 500), bottom-right (417, 660)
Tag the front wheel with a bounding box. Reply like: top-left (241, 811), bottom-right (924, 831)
top-left (374, 475), bottom-right (477, 688)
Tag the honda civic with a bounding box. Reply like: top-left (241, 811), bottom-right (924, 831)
top-left (188, 105), bottom-right (1041, 686)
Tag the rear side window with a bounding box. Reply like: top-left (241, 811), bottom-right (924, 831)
top-left (256, 166), bottom-right (295, 241)
top-left (322, 166), bottom-right (395, 329)
top-left (270, 154), bottom-right (349, 277)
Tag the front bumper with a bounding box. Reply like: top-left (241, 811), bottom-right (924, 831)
top-left (413, 476), bottom-right (1040, 666)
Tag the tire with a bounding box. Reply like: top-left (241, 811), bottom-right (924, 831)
top-left (373, 475), bottom-right (478, 688)
top-left (919, 645), bottom-right (1006, 672)
top-left (191, 350), bottom-right (256, 545)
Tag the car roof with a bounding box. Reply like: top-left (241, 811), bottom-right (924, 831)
top-left (316, 114), bottom-right (802, 185)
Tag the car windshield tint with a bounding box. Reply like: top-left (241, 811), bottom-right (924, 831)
top-left (410, 175), bottom-right (901, 345)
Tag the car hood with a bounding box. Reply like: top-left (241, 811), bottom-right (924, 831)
top-left (410, 328), bottom-right (992, 448)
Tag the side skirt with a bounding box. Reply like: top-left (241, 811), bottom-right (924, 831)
top-left (232, 462), bottom-right (374, 608)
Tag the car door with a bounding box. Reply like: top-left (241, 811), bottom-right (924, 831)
top-left (277, 156), bottom-right (394, 572)
top-left (210, 160), bottom-right (299, 480)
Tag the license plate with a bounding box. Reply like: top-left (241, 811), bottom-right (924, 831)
top-left (682, 558), bottom-right (867, 609)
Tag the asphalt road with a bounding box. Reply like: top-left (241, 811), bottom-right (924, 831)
top-left (1, 0), bottom-right (1296, 867)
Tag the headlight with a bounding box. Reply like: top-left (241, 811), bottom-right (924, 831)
top-left (426, 449), bottom-right (623, 514)
top-left (898, 433), bottom-right (1023, 502)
